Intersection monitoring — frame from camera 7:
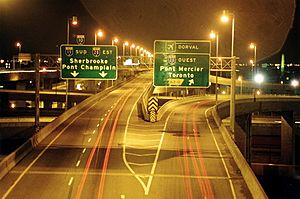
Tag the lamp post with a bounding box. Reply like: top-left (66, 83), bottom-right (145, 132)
top-left (95, 30), bottom-right (104, 45)
top-left (130, 43), bottom-right (135, 56)
top-left (112, 37), bottom-right (118, 45)
top-left (249, 43), bottom-right (257, 76)
top-left (136, 46), bottom-right (140, 56)
top-left (66, 16), bottom-right (78, 111)
top-left (123, 41), bottom-right (129, 56)
top-left (67, 16), bottom-right (78, 44)
top-left (210, 30), bottom-right (219, 105)
top-left (16, 42), bottom-right (22, 53)
top-left (221, 10), bottom-right (236, 133)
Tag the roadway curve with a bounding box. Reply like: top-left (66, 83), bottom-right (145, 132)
top-left (0, 73), bottom-right (253, 198)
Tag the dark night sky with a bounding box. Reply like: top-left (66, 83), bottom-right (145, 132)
top-left (0, 0), bottom-right (298, 63)
top-left (0, 0), bottom-right (100, 59)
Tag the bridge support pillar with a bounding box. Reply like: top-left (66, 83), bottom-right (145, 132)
top-left (281, 111), bottom-right (295, 165)
top-left (236, 113), bottom-right (252, 162)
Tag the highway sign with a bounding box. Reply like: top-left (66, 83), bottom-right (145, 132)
top-left (60, 45), bottom-right (117, 80)
top-left (154, 40), bottom-right (210, 87)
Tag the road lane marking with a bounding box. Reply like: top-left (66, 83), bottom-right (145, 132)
top-left (127, 162), bottom-right (153, 166)
top-left (192, 102), bottom-right (214, 198)
top-left (68, 177), bottom-right (74, 186)
top-left (82, 148), bottom-right (86, 154)
top-left (125, 152), bottom-right (156, 157)
top-left (76, 160), bottom-right (81, 167)
top-left (125, 145), bottom-right (158, 149)
top-left (123, 83), bottom-right (161, 195)
top-left (10, 170), bottom-right (240, 180)
top-left (88, 138), bottom-right (92, 143)
top-left (1, 94), bottom-right (108, 199)
top-left (97, 88), bottom-right (137, 199)
top-left (205, 108), bottom-right (237, 199)
top-left (93, 130), bottom-right (96, 134)
top-left (75, 90), bottom-right (131, 199)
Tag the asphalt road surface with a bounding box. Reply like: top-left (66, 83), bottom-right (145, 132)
top-left (0, 72), bottom-right (252, 198)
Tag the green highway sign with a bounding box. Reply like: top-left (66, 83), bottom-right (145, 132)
top-left (154, 40), bottom-right (211, 87)
top-left (60, 45), bottom-right (117, 80)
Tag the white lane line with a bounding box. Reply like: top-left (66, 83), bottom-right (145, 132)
top-left (97, 123), bottom-right (100, 127)
top-left (82, 148), bottom-right (86, 154)
top-left (92, 130), bottom-right (96, 134)
top-left (205, 108), bottom-right (237, 199)
top-left (76, 160), bottom-right (81, 167)
top-left (68, 177), bottom-right (74, 186)
top-left (88, 138), bottom-right (92, 143)
top-left (144, 110), bottom-right (173, 195)
top-left (127, 162), bottom-right (153, 166)
top-left (126, 132), bottom-right (162, 136)
top-left (10, 170), bottom-right (235, 180)
top-left (125, 152), bottom-right (156, 157)
top-left (125, 145), bottom-right (158, 149)
top-left (1, 95), bottom-right (105, 199)
top-left (100, 118), bottom-right (104, 121)
top-left (122, 83), bottom-right (154, 194)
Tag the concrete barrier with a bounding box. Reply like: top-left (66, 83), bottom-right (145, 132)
top-left (210, 106), bottom-right (268, 199)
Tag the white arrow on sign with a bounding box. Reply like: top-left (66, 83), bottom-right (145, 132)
top-left (70, 71), bottom-right (79, 77)
top-left (99, 71), bottom-right (108, 78)
top-left (189, 79), bottom-right (194, 85)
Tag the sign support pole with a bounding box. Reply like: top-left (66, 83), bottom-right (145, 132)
top-left (230, 57), bottom-right (236, 133)
top-left (65, 80), bottom-right (69, 111)
top-left (34, 54), bottom-right (40, 133)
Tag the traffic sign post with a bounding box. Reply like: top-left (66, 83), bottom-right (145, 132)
top-left (60, 45), bottom-right (117, 80)
top-left (154, 40), bottom-right (211, 87)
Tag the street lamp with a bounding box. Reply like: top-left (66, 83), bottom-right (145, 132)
top-left (95, 30), bottom-right (104, 45)
top-left (123, 41), bottom-right (129, 56)
top-left (209, 30), bottom-right (219, 57)
top-left (221, 10), bottom-right (235, 57)
top-left (130, 44), bottom-right (135, 56)
top-left (67, 16), bottom-right (78, 44)
top-left (210, 30), bottom-right (219, 105)
top-left (112, 37), bottom-right (119, 45)
top-left (249, 43), bottom-right (257, 75)
top-left (136, 46), bottom-right (140, 56)
top-left (221, 10), bottom-right (236, 132)
top-left (16, 42), bottom-right (22, 53)
top-left (291, 79), bottom-right (299, 87)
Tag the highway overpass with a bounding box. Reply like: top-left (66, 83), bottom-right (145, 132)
top-left (0, 71), bottom-right (267, 198)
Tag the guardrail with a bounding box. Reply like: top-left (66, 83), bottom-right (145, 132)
top-left (210, 104), bottom-right (268, 199)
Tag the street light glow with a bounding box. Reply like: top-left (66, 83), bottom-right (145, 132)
top-left (97, 30), bottom-right (104, 37)
top-left (249, 43), bottom-right (256, 49)
top-left (254, 73), bottom-right (264, 84)
top-left (221, 10), bottom-right (229, 23)
top-left (209, 31), bottom-right (216, 39)
top-left (71, 16), bottom-right (78, 25)
top-left (291, 79), bottom-right (299, 87)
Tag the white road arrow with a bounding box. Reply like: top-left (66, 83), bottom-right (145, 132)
top-left (70, 71), bottom-right (79, 77)
top-left (99, 71), bottom-right (108, 78)
top-left (189, 79), bottom-right (194, 85)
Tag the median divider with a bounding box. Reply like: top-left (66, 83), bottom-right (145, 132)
top-left (210, 104), bottom-right (268, 199)
top-left (0, 78), bottom-right (132, 181)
